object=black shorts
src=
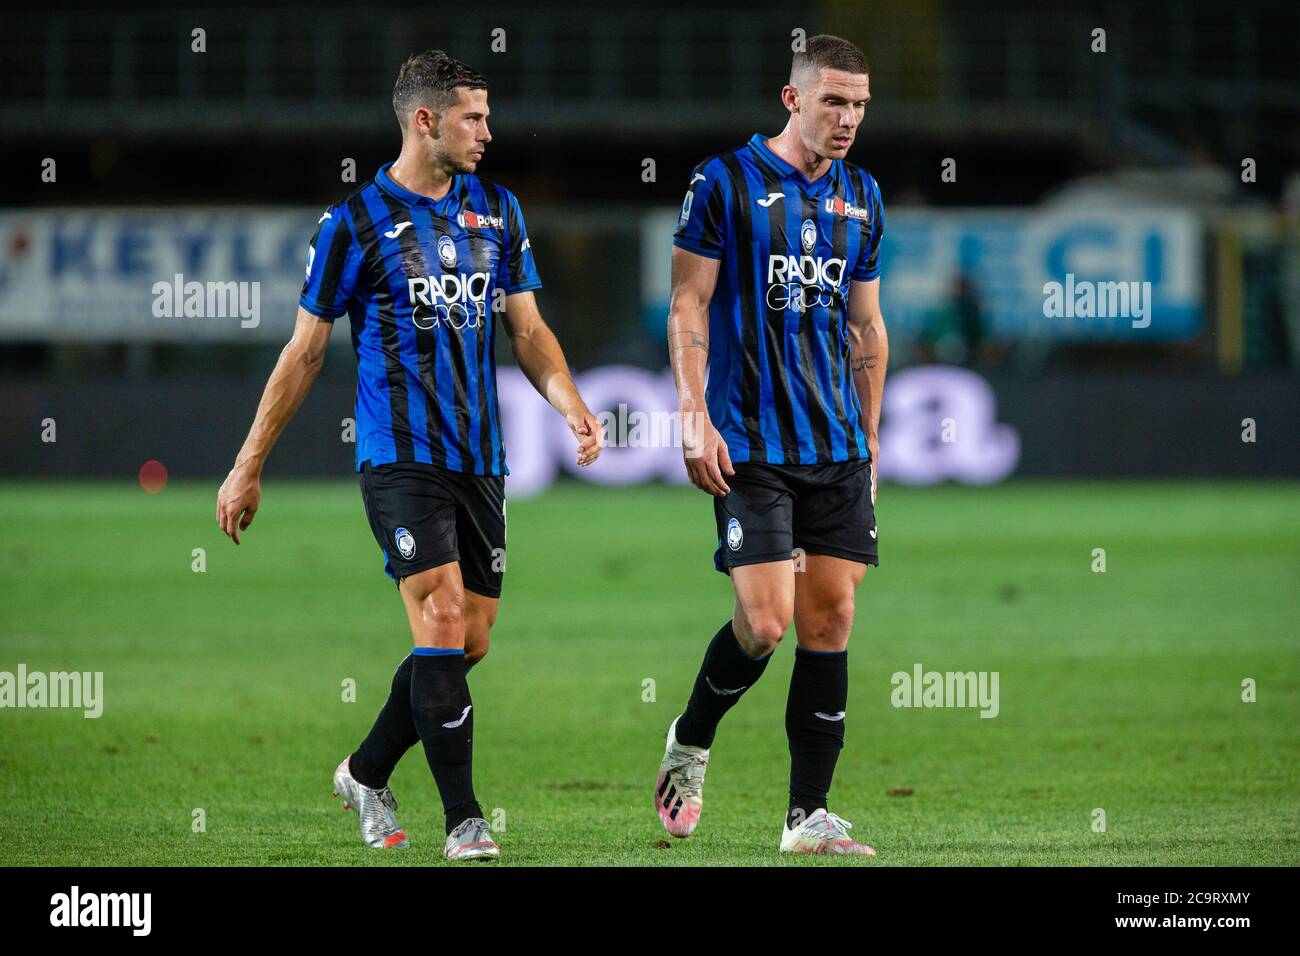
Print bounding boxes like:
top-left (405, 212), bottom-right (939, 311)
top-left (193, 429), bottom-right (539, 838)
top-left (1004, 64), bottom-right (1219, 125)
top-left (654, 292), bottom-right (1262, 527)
top-left (359, 460), bottom-right (506, 598)
top-left (713, 460), bottom-right (878, 574)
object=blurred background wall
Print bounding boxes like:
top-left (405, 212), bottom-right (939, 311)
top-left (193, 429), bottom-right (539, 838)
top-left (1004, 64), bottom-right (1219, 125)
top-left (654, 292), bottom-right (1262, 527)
top-left (2, 0), bottom-right (1297, 488)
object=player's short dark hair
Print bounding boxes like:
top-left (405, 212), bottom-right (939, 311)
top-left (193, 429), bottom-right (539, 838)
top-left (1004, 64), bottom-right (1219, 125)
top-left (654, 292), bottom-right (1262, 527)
top-left (791, 34), bottom-right (869, 86)
top-left (392, 50), bottom-right (489, 126)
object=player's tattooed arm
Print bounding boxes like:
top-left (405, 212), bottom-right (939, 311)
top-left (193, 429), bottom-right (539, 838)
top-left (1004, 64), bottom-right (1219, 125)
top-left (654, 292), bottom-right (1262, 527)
top-left (668, 246), bottom-right (732, 495)
top-left (217, 307), bottom-right (332, 544)
top-left (502, 290), bottom-right (602, 466)
top-left (670, 329), bottom-right (709, 353)
top-left (846, 278), bottom-right (888, 475)
top-left (667, 247), bottom-right (719, 412)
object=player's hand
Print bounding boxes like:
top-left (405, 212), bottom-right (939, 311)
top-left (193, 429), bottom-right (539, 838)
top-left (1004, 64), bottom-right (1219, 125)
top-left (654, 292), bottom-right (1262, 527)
top-left (216, 463), bottom-right (261, 545)
top-left (566, 410), bottom-right (603, 467)
top-left (682, 408), bottom-right (733, 496)
top-left (867, 435), bottom-right (879, 505)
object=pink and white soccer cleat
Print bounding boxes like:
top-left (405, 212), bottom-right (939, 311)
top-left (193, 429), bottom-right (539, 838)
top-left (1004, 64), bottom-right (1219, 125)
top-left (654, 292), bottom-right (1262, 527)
top-left (779, 808), bottom-right (876, 856)
top-left (655, 717), bottom-right (709, 838)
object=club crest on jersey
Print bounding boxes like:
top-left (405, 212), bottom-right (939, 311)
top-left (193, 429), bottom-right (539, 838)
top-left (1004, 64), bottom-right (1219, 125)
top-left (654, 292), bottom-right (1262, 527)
top-left (825, 196), bottom-right (871, 224)
top-left (438, 235), bottom-right (457, 269)
top-left (458, 209), bottom-right (504, 230)
top-left (726, 517), bottom-right (743, 551)
top-left (800, 219), bottom-right (817, 253)
top-left (394, 527), bottom-right (416, 560)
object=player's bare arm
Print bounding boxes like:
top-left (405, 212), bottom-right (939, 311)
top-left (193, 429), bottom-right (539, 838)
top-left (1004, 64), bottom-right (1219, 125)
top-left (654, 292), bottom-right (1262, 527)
top-left (216, 307), bottom-right (332, 544)
top-left (501, 289), bottom-right (602, 467)
top-left (668, 245), bottom-right (733, 496)
top-left (847, 276), bottom-right (888, 502)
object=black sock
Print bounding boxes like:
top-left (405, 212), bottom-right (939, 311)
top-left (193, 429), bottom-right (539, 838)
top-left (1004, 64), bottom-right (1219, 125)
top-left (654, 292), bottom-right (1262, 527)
top-left (349, 654), bottom-right (420, 789)
top-left (409, 651), bottom-right (482, 834)
top-left (674, 620), bottom-right (771, 749)
top-left (786, 647), bottom-right (848, 828)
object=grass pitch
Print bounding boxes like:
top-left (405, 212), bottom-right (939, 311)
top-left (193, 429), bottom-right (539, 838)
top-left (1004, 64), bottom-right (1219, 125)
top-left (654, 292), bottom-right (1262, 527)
top-left (0, 479), bottom-right (1297, 866)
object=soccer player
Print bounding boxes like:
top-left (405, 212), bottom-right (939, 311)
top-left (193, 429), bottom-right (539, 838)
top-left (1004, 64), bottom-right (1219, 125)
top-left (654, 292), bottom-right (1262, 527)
top-left (215, 51), bottom-right (601, 861)
top-left (655, 35), bottom-right (886, 855)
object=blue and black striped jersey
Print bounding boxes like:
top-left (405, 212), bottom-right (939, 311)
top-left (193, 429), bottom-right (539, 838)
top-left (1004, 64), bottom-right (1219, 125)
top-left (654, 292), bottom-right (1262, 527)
top-left (673, 134), bottom-right (884, 466)
top-left (300, 162), bottom-right (540, 476)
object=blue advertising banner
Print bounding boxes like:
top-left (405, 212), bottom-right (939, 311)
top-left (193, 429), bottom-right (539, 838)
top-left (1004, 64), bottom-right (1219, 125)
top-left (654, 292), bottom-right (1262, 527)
top-left (642, 204), bottom-right (1204, 342)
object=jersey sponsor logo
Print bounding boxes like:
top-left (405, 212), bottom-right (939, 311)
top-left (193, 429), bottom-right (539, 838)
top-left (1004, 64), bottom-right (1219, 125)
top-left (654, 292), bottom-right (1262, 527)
top-left (765, 254), bottom-right (848, 312)
top-left (825, 196), bottom-right (871, 224)
top-left (757, 192), bottom-right (784, 207)
top-left (394, 526), bottom-right (416, 559)
top-left (437, 234), bottom-right (457, 269)
top-left (726, 516), bottom-right (743, 551)
top-left (407, 272), bottom-right (491, 330)
top-left (384, 221), bottom-right (413, 239)
top-left (458, 209), bottom-right (503, 230)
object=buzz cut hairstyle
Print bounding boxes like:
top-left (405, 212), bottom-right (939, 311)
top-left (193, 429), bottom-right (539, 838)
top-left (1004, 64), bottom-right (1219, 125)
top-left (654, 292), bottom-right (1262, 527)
top-left (392, 50), bottom-right (489, 127)
top-left (790, 34), bottom-right (869, 87)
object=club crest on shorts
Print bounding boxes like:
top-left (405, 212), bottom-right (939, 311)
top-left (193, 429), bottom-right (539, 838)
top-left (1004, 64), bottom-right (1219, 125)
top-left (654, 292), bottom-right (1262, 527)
top-left (394, 526), bottom-right (416, 560)
top-left (726, 517), bottom-right (743, 551)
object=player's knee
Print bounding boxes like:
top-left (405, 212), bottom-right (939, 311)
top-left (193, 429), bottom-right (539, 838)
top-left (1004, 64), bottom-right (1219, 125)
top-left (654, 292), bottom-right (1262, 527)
top-left (740, 613), bottom-right (790, 655)
top-left (804, 596), bottom-right (855, 649)
top-left (417, 591), bottom-right (464, 638)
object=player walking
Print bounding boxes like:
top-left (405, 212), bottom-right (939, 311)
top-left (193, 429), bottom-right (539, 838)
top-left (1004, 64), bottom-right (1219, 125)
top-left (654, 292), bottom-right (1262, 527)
top-left (656, 35), bottom-right (886, 855)
top-left (216, 51), bottom-right (601, 861)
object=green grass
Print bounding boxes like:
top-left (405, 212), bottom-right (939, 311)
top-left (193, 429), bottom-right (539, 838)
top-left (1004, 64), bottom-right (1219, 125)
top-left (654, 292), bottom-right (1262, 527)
top-left (0, 479), bottom-right (1297, 866)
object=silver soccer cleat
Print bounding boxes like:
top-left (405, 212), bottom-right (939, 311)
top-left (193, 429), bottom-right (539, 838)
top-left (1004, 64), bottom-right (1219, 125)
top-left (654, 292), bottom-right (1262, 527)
top-left (443, 817), bottom-right (500, 861)
top-left (332, 756), bottom-right (410, 849)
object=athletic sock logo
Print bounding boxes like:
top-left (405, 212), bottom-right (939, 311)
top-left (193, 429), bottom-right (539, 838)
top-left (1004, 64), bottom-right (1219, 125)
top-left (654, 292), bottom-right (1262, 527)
top-left (441, 705), bottom-right (472, 728)
top-left (706, 676), bottom-right (746, 696)
top-left (814, 711), bottom-right (846, 721)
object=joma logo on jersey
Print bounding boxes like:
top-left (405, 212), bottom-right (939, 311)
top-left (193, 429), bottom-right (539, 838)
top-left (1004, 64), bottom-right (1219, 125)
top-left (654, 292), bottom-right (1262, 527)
top-left (408, 273), bottom-right (491, 330)
top-left (825, 196), bottom-right (871, 223)
top-left (457, 210), bottom-right (504, 230)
